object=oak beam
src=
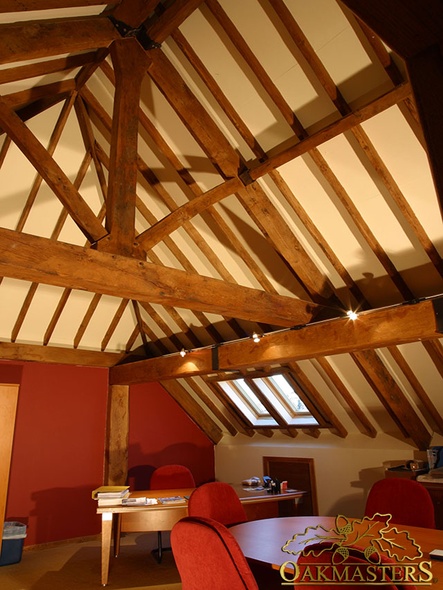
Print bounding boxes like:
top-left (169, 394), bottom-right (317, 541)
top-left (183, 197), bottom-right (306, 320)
top-left (147, 49), bottom-right (241, 178)
top-left (100, 38), bottom-right (151, 256)
top-left (109, 299), bottom-right (442, 383)
top-left (146, 0), bottom-right (206, 44)
top-left (0, 16), bottom-right (119, 66)
top-left (0, 2), bottom-right (109, 10)
top-left (0, 227), bottom-right (317, 327)
top-left (104, 385), bottom-right (129, 485)
top-left (246, 83), bottom-right (411, 182)
top-left (0, 98), bottom-right (107, 243)
top-left (1, 79), bottom-right (76, 112)
top-left (0, 341), bottom-right (123, 367)
top-left (136, 177), bottom-right (244, 249)
top-left (0, 52), bottom-right (98, 85)
top-left (111, 0), bottom-right (160, 29)
top-left (239, 183), bottom-right (336, 303)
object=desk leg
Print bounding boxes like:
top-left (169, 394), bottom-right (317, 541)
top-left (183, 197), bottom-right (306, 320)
top-left (113, 513), bottom-right (121, 557)
top-left (101, 513), bottom-right (113, 586)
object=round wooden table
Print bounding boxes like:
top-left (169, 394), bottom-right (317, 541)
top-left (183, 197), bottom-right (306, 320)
top-left (230, 516), bottom-right (443, 588)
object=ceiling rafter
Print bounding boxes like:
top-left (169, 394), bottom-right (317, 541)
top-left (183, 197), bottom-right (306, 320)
top-left (287, 362), bottom-right (347, 438)
top-left (386, 345), bottom-right (443, 434)
top-left (145, 0), bottom-right (206, 44)
top-left (314, 357), bottom-right (377, 438)
top-left (157, 378), bottom-right (223, 444)
top-left (183, 377), bottom-right (239, 437)
top-left (340, 0), bottom-right (443, 217)
top-left (147, 48), bottom-right (242, 178)
top-left (0, 51), bottom-right (99, 86)
top-left (350, 125), bottom-right (443, 277)
top-left (205, 0), bottom-right (306, 139)
top-left (0, 96), bottom-right (107, 243)
top-left (351, 349), bottom-right (431, 449)
top-left (246, 83), bottom-right (411, 182)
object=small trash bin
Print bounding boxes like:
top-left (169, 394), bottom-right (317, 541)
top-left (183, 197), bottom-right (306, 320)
top-left (0, 522), bottom-right (27, 566)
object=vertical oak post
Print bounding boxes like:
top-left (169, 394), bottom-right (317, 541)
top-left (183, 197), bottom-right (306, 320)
top-left (104, 384), bottom-right (129, 485)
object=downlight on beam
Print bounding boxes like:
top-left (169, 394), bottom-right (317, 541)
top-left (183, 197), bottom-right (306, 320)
top-left (346, 310), bottom-right (358, 321)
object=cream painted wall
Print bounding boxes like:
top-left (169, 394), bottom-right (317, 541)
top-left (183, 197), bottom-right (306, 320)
top-left (215, 433), bottom-right (434, 518)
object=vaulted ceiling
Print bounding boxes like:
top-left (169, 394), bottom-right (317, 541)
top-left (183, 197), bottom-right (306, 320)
top-left (1, 1), bottom-right (442, 448)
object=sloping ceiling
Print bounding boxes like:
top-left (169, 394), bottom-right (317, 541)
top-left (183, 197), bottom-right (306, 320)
top-left (0, 0), bottom-right (442, 448)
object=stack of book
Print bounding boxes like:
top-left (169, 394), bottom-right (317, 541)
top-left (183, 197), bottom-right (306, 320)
top-left (92, 485), bottom-right (130, 506)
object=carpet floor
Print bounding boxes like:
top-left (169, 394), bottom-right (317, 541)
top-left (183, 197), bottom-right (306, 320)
top-left (0, 533), bottom-right (182, 590)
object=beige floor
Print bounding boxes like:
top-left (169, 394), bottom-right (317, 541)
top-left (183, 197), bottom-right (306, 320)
top-left (0, 533), bottom-right (182, 590)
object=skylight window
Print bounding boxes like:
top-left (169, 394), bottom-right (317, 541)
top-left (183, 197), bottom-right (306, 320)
top-left (216, 372), bottom-right (319, 428)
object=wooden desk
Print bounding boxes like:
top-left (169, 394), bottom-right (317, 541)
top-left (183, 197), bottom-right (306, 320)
top-left (230, 516), bottom-right (443, 589)
top-left (231, 484), bottom-right (306, 520)
top-left (97, 485), bottom-right (305, 586)
top-left (97, 488), bottom-right (193, 586)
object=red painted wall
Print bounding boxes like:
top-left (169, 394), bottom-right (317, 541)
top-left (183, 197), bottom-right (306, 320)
top-left (128, 382), bottom-right (214, 489)
top-left (1, 361), bottom-right (215, 546)
top-left (3, 361), bottom-right (108, 546)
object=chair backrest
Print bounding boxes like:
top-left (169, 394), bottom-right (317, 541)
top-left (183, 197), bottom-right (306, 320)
top-left (150, 464), bottom-right (195, 490)
top-left (187, 482), bottom-right (247, 526)
top-left (296, 542), bottom-right (413, 589)
top-left (171, 516), bottom-right (259, 590)
top-left (364, 477), bottom-right (435, 528)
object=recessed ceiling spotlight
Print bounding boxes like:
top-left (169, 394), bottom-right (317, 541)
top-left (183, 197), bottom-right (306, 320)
top-left (346, 310), bottom-right (358, 321)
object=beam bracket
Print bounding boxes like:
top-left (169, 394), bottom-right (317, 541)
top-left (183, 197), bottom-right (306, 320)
top-left (211, 345), bottom-right (219, 371)
top-left (108, 16), bottom-right (161, 50)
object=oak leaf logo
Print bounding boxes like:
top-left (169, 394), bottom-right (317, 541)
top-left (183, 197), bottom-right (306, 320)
top-left (281, 514), bottom-right (423, 564)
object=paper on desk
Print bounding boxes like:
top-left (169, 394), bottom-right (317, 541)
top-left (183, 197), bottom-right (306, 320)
top-left (122, 497), bottom-right (158, 506)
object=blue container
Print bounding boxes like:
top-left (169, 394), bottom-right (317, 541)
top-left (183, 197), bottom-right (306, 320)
top-left (0, 522), bottom-right (27, 566)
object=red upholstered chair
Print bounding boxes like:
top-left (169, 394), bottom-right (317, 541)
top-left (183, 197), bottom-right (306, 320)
top-left (171, 516), bottom-right (259, 590)
top-left (150, 464), bottom-right (195, 562)
top-left (187, 481), bottom-right (247, 526)
top-left (296, 542), bottom-right (413, 590)
top-left (150, 464), bottom-right (196, 490)
top-left (364, 477), bottom-right (435, 529)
